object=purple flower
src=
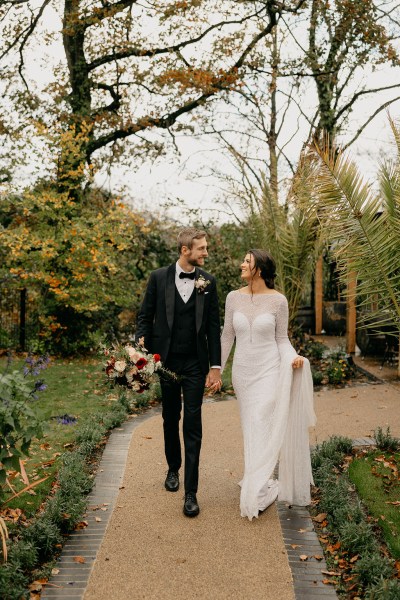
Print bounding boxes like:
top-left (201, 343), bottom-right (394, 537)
top-left (56, 414), bottom-right (77, 425)
top-left (35, 381), bottom-right (47, 392)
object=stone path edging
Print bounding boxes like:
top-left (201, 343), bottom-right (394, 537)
top-left (40, 405), bottom-right (376, 600)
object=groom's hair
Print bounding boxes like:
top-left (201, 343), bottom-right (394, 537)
top-left (177, 227), bottom-right (207, 253)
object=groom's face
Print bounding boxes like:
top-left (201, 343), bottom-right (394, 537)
top-left (185, 236), bottom-right (208, 267)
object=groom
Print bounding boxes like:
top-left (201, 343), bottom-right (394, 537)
top-left (135, 227), bottom-right (221, 517)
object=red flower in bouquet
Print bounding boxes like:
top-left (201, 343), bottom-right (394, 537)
top-left (136, 357), bottom-right (148, 370)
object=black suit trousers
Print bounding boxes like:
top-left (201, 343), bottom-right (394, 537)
top-left (160, 354), bottom-right (206, 493)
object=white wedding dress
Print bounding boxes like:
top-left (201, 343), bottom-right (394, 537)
top-left (221, 290), bottom-right (316, 521)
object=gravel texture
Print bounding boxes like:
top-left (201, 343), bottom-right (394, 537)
top-left (83, 399), bottom-right (295, 600)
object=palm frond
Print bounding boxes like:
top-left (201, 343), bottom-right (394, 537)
top-left (313, 141), bottom-right (400, 334)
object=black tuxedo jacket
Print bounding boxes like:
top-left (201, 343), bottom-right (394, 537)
top-left (135, 264), bottom-right (221, 374)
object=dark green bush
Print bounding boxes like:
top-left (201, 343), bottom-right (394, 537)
top-left (374, 427), bottom-right (400, 453)
top-left (365, 578), bottom-right (400, 600)
top-left (338, 520), bottom-right (377, 555)
top-left (311, 369), bottom-right (324, 385)
top-left (354, 553), bottom-right (395, 587)
top-left (318, 475), bottom-right (350, 515)
top-left (7, 539), bottom-right (38, 571)
top-left (75, 420), bottom-right (105, 455)
top-left (330, 498), bottom-right (364, 528)
top-left (24, 515), bottom-right (63, 561)
top-left (305, 340), bottom-right (326, 360)
top-left (0, 562), bottom-right (29, 600)
top-left (311, 436), bottom-right (353, 474)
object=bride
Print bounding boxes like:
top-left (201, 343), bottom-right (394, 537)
top-left (220, 249), bottom-right (316, 521)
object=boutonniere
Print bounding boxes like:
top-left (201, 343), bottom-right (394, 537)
top-left (194, 274), bottom-right (211, 294)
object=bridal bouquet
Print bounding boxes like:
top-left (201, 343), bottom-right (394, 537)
top-left (103, 338), bottom-right (175, 393)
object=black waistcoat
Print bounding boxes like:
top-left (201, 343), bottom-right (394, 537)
top-left (169, 288), bottom-right (197, 355)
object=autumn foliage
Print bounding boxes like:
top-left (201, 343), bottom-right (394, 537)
top-left (0, 184), bottom-right (161, 353)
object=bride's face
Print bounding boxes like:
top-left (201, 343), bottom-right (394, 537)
top-left (240, 253), bottom-right (257, 281)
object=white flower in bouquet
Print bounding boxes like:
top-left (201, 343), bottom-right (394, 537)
top-left (114, 360), bottom-right (127, 373)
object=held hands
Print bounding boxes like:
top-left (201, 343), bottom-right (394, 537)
top-left (292, 355), bottom-right (305, 369)
top-left (206, 367), bottom-right (222, 393)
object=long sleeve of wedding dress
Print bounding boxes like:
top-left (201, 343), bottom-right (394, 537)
top-left (220, 290), bottom-right (316, 520)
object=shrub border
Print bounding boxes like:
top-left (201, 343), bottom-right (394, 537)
top-left (308, 435), bottom-right (400, 599)
top-left (0, 394), bottom-right (152, 600)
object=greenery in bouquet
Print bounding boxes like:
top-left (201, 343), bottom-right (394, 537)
top-left (103, 339), bottom-right (176, 393)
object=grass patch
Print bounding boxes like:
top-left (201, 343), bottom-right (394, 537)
top-left (0, 355), bottom-right (158, 517)
top-left (348, 451), bottom-right (400, 559)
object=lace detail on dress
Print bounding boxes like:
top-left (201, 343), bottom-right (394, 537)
top-left (220, 290), bottom-right (291, 371)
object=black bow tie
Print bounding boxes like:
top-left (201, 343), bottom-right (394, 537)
top-left (179, 271), bottom-right (195, 280)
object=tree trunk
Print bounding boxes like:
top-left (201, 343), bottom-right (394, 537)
top-left (268, 26), bottom-right (279, 201)
top-left (61, 0), bottom-right (92, 197)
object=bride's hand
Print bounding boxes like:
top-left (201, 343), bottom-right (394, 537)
top-left (292, 355), bottom-right (304, 369)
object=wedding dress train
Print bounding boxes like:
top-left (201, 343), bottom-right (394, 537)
top-left (221, 291), bottom-right (316, 521)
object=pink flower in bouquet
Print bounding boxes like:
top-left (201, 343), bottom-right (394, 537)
top-left (125, 345), bottom-right (142, 363)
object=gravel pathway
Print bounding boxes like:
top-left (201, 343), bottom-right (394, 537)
top-left (41, 364), bottom-right (400, 600)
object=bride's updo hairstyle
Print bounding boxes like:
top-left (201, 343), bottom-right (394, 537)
top-left (249, 249), bottom-right (276, 289)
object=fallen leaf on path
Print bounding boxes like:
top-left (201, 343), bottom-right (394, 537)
top-left (290, 544), bottom-right (302, 549)
top-left (299, 555), bottom-right (308, 561)
top-left (95, 517), bottom-right (102, 522)
top-left (312, 513), bottom-right (327, 523)
top-left (73, 556), bottom-right (86, 564)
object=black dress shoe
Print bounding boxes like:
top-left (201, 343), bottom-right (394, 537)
top-left (165, 470), bottom-right (179, 492)
top-left (183, 492), bottom-right (199, 517)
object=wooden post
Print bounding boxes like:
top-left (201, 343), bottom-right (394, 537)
top-left (19, 288), bottom-right (26, 352)
top-left (315, 255), bottom-right (323, 335)
top-left (346, 271), bottom-right (357, 354)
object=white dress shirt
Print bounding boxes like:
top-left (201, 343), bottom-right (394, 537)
top-left (175, 261), bottom-right (195, 303)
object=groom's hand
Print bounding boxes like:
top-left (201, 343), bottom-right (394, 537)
top-left (206, 368), bottom-right (222, 393)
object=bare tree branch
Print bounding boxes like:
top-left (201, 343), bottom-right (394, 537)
top-left (342, 95), bottom-right (400, 150)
